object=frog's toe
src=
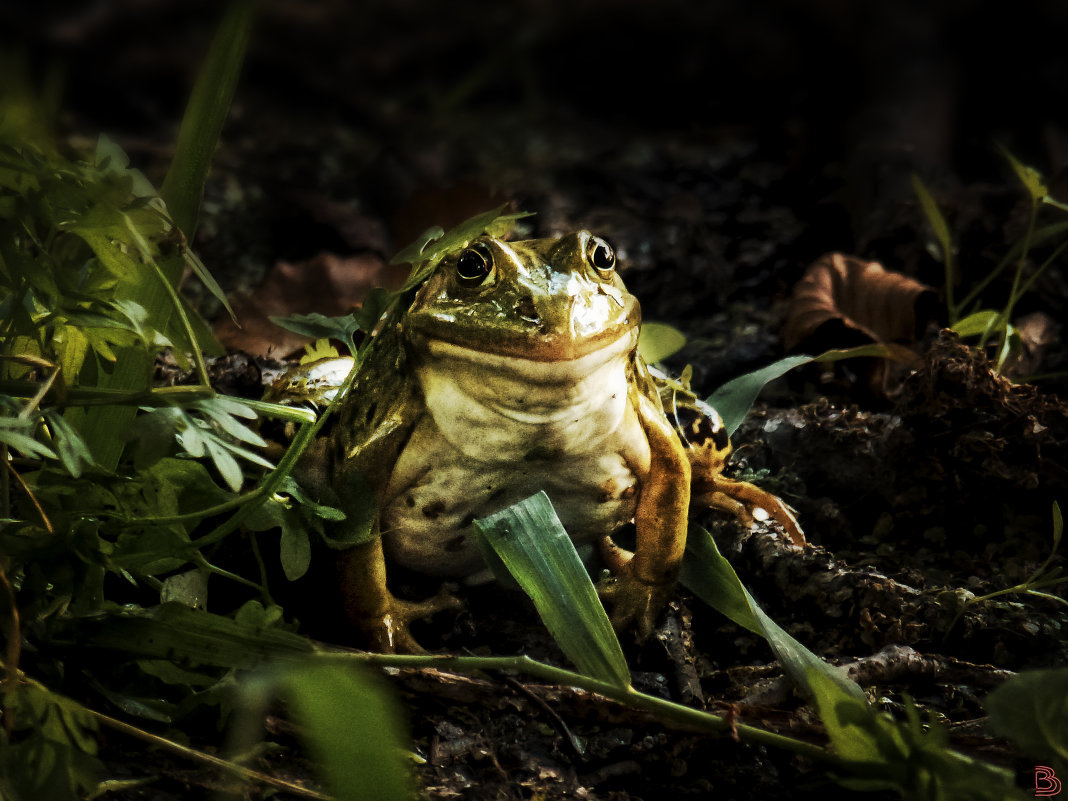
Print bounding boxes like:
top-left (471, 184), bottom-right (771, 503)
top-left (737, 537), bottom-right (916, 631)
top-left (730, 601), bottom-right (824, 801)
top-left (359, 586), bottom-right (463, 654)
top-left (598, 573), bottom-right (672, 642)
top-left (696, 477), bottom-right (806, 546)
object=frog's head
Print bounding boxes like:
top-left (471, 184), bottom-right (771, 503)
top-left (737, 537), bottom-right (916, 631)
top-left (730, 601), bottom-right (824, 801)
top-left (404, 231), bottom-right (639, 363)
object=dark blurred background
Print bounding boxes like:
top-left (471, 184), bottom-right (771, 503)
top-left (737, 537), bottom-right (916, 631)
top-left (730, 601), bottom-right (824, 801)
top-left (4, 0), bottom-right (1068, 378)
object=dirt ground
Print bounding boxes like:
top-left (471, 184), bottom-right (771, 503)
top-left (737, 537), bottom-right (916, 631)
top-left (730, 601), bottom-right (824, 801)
top-left (5, 1), bottom-right (1068, 798)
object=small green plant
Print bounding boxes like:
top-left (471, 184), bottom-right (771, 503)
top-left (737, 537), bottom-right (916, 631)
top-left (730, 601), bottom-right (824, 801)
top-left (912, 151), bottom-right (1068, 373)
top-left (0, 4), bottom-right (422, 799)
top-left (957, 501), bottom-right (1066, 617)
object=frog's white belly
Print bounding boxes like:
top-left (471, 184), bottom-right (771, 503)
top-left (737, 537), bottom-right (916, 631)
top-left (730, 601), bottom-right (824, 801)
top-left (380, 337), bottom-right (651, 577)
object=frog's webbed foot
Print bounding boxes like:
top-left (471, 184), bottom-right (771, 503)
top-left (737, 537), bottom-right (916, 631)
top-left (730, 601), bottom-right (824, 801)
top-left (355, 584), bottom-right (463, 654)
top-left (597, 537), bottom-right (674, 641)
top-left (694, 476), bottom-right (805, 546)
top-left (597, 569), bottom-right (674, 642)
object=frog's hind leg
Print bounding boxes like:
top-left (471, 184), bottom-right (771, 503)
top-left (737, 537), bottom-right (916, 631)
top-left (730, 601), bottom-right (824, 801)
top-left (338, 538), bottom-right (462, 654)
top-left (693, 475), bottom-right (805, 546)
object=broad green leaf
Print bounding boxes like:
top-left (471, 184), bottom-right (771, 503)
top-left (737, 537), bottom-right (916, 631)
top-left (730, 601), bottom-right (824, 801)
top-left (279, 519), bottom-right (312, 581)
top-left (638, 321), bottom-right (686, 364)
top-left (279, 662), bottom-right (414, 801)
top-left (951, 309), bottom-right (1001, 339)
top-left (474, 491), bottom-right (630, 688)
top-left (986, 667), bottom-right (1068, 777)
top-left (159, 567), bottom-right (209, 608)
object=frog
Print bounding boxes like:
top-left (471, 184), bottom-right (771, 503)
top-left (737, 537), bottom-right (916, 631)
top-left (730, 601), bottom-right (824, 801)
top-left (290, 229), bottom-right (804, 653)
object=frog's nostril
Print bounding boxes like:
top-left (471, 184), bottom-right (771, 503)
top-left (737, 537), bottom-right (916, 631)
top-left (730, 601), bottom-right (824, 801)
top-left (515, 297), bottom-right (539, 323)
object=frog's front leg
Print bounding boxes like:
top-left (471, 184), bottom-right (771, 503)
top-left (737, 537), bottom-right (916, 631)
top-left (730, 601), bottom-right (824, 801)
top-left (338, 538), bottom-right (462, 653)
top-left (599, 392), bottom-right (690, 640)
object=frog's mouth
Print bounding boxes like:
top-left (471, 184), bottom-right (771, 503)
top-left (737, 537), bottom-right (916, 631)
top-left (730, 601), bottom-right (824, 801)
top-left (414, 326), bottom-right (639, 385)
top-left (405, 290), bottom-right (641, 365)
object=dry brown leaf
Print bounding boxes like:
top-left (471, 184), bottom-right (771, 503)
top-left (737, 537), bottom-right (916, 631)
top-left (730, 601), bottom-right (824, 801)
top-left (784, 252), bottom-right (937, 352)
top-left (784, 252), bottom-right (938, 395)
top-left (215, 252), bottom-right (401, 358)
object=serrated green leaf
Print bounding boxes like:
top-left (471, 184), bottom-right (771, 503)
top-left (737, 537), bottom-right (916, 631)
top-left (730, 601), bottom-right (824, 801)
top-left (397, 207), bottom-right (534, 291)
top-left (271, 311), bottom-right (361, 353)
top-left (45, 411), bottom-right (96, 477)
top-left (193, 399), bottom-right (267, 447)
top-left (160, 568), bottom-right (209, 608)
top-left (638, 321), bottom-right (686, 364)
top-left (0, 427), bottom-right (57, 460)
top-left (474, 492), bottom-right (630, 687)
top-left (352, 286), bottom-right (395, 334)
top-left (389, 224), bottom-right (444, 266)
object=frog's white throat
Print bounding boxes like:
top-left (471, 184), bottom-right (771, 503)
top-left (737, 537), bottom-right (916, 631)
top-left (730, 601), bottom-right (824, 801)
top-left (415, 330), bottom-right (638, 460)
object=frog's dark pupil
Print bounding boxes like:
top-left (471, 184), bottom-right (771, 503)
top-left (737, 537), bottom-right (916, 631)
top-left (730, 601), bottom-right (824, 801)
top-left (457, 246), bottom-right (492, 284)
top-left (590, 239), bottom-right (615, 271)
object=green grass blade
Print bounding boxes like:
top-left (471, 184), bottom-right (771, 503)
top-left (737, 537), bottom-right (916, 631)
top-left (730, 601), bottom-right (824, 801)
top-left (706, 355), bottom-right (814, 436)
top-left (473, 492), bottom-right (630, 688)
top-left (160, 0), bottom-right (256, 242)
top-left (82, 602), bottom-right (314, 668)
top-left (707, 346), bottom-right (907, 438)
top-left (911, 173), bottom-right (957, 320)
top-left (680, 526), bottom-right (864, 702)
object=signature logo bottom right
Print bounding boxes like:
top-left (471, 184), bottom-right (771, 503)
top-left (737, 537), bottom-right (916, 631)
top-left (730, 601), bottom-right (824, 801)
top-left (1036, 766), bottom-right (1062, 797)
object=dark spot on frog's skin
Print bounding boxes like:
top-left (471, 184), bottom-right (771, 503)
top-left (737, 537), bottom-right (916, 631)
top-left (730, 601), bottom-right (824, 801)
top-left (678, 406), bottom-right (728, 451)
top-left (422, 500), bottom-right (446, 519)
top-left (711, 424), bottom-right (729, 451)
top-left (364, 402), bottom-right (377, 424)
top-left (405, 495), bottom-right (415, 507)
top-left (444, 534), bottom-right (467, 552)
top-left (460, 513), bottom-right (475, 528)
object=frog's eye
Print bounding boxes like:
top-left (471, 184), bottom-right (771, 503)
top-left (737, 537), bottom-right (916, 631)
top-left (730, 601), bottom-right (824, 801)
top-left (586, 236), bottom-right (616, 277)
top-left (456, 243), bottom-right (494, 287)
